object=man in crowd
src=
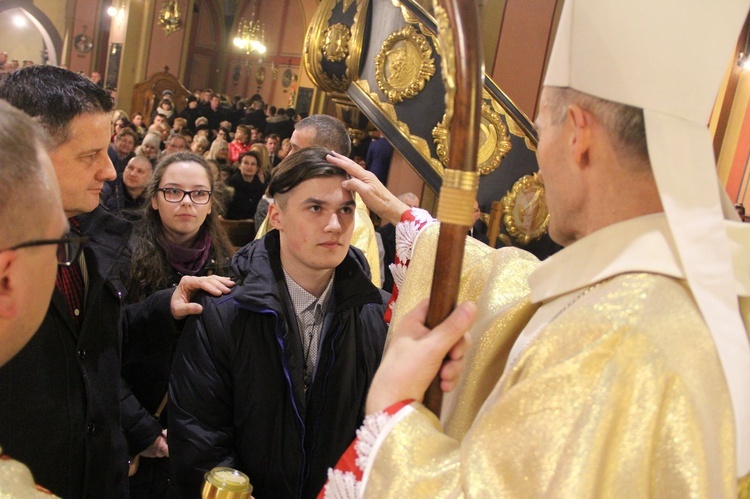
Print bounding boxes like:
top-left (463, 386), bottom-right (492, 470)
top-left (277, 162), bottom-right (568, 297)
top-left (202, 93), bottom-right (226, 131)
top-left (0, 101), bottom-right (67, 496)
top-left (265, 133), bottom-right (282, 167)
top-left (101, 155), bottom-right (153, 220)
top-left (161, 133), bottom-right (189, 157)
top-left (0, 65), bottom-right (234, 498)
top-left (320, 0), bottom-right (750, 495)
top-left (265, 107), bottom-right (296, 140)
top-left (255, 114), bottom-right (381, 287)
top-left (169, 147), bottom-right (389, 498)
top-left (240, 94), bottom-right (267, 133)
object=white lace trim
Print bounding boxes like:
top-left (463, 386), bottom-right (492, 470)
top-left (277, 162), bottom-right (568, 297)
top-left (322, 405), bottom-right (416, 498)
top-left (354, 411), bottom-right (394, 470)
top-left (390, 262), bottom-right (409, 292)
top-left (395, 208), bottom-right (435, 263)
top-left (323, 469), bottom-right (361, 499)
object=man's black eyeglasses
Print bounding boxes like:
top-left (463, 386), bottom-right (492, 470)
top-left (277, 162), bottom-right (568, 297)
top-left (158, 187), bottom-right (212, 205)
top-left (7, 234), bottom-right (89, 266)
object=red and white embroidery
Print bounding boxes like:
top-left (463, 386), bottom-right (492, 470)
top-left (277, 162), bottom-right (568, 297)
top-left (384, 208), bottom-right (435, 323)
top-left (320, 401), bottom-right (414, 498)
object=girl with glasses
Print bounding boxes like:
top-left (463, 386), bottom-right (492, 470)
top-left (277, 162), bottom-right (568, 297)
top-left (122, 152), bottom-right (235, 498)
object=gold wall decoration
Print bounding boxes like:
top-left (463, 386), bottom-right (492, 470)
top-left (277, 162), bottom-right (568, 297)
top-left (501, 173), bottom-right (550, 245)
top-left (353, 79), bottom-right (444, 176)
top-left (488, 90), bottom-right (537, 151)
top-left (433, 102), bottom-right (512, 175)
top-left (432, 2), bottom-right (455, 127)
top-left (323, 23), bottom-right (352, 63)
top-left (303, 0), bottom-right (368, 94)
top-left (374, 25), bottom-right (436, 104)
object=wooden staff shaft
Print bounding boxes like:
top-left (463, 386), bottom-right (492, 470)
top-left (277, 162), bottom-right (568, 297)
top-left (422, 0), bottom-right (483, 416)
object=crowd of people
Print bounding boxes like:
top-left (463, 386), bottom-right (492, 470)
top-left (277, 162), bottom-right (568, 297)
top-left (100, 89), bottom-right (306, 230)
top-left (1, 0), bottom-right (750, 497)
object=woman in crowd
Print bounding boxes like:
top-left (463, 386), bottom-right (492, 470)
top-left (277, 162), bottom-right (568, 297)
top-left (228, 124), bottom-right (252, 163)
top-left (191, 135), bottom-right (209, 155)
top-left (154, 98), bottom-right (175, 126)
top-left (205, 138), bottom-right (229, 167)
top-left (135, 132), bottom-right (161, 164)
top-left (216, 126), bottom-right (230, 143)
top-left (123, 151), bottom-right (234, 498)
top-left (112, 114), bottom-right (132, 142)
top-left (278, 137), bottom-right (292, 162)
top-left (250, 142), bottom-right (272, 183)
top-left (225, 149), bottom-right (266, 220)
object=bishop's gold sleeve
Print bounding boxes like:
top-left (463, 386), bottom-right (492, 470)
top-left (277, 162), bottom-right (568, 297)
top-left (364, 272), bottom-right (738, 498)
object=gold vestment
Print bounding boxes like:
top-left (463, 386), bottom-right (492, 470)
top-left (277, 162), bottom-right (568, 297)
top-left (365, 216), bottom-right (739, 497)
top-left (254, 193), bottom-right (381, 287)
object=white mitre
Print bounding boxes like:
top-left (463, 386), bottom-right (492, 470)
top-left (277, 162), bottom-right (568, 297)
top-left (544, 0), bottom-right (750, 477)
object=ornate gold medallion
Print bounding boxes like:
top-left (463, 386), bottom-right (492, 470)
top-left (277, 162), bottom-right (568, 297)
top-left (501, 173), bottom-right (550, 245)
top-left (322, 23), bottom-right (351, 62)
top-left (433, 102), bottom-right (512, 175)
top-left (375, 25), bottom-right (436, 103)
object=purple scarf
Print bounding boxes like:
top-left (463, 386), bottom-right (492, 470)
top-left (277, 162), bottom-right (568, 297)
top-left (165, 230), bottom-right (212, 276)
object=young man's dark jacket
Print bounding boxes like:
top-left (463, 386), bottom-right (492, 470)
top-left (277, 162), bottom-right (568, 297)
top-left (0, 207), bottom-right (176, 498)
top-left (169, 229), bottom-right (389, 498)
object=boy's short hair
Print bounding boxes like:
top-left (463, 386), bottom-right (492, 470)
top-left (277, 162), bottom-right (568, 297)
top-left (268, 147), bottom-right (348, 208)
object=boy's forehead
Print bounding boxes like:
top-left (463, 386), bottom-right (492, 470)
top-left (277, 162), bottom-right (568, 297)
top-left (287, 174), bottom-right (351, 199)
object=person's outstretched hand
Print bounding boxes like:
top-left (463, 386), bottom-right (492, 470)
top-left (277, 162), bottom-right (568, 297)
top-left (366, 299), bottom-right (475, 414)
top-left (170, 275), bottom-right (235, 319)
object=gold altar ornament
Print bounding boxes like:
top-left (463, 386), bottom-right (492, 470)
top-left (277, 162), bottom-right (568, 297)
top-left (433, 102), bottom-right (512, 175)
top-left (323, 24), bottom-right (352, 63)
top-left (303, 0), bottom-right (368, 94)
top-left (375, 25), bottom-right (436, 104)
top-left (501, 173), bottom-right (549, 245)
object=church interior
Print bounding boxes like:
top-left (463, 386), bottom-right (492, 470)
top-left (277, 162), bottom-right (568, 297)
top-left (3, 0), bottom-right (750, 228)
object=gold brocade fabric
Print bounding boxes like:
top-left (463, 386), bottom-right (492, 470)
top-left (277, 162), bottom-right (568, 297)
top-left (389, 225), bottom-right (540, 439)
top-left (367, 231), bottom-right (737, 497)
top-left (0, 448), bottom-right (56, 497)
top-left (253, 193), bottom-right (381, 286)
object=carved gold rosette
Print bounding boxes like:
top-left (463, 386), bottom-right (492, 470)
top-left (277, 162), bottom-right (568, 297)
top-left (322, 23), bottom-right (352, 62)
top-left (501, 173), bottom-right (550, 245)
top-left (374, 25), bottom-right (436, 103)
top-left (433, 101), bottom-right (512, 175)
top-left (303, 0), bottom-right (368, 94)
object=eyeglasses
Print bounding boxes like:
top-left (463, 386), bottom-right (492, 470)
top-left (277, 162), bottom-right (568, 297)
top-left (158, 187), bottom-right (212, 205)
top-left (7, 234), bottom-right (89, 266)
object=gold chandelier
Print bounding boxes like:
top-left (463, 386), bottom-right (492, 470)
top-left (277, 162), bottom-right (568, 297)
top-left (233, 12), bottom-right (267, 55)
top-left (158, 0), bottom-right (182, 36)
